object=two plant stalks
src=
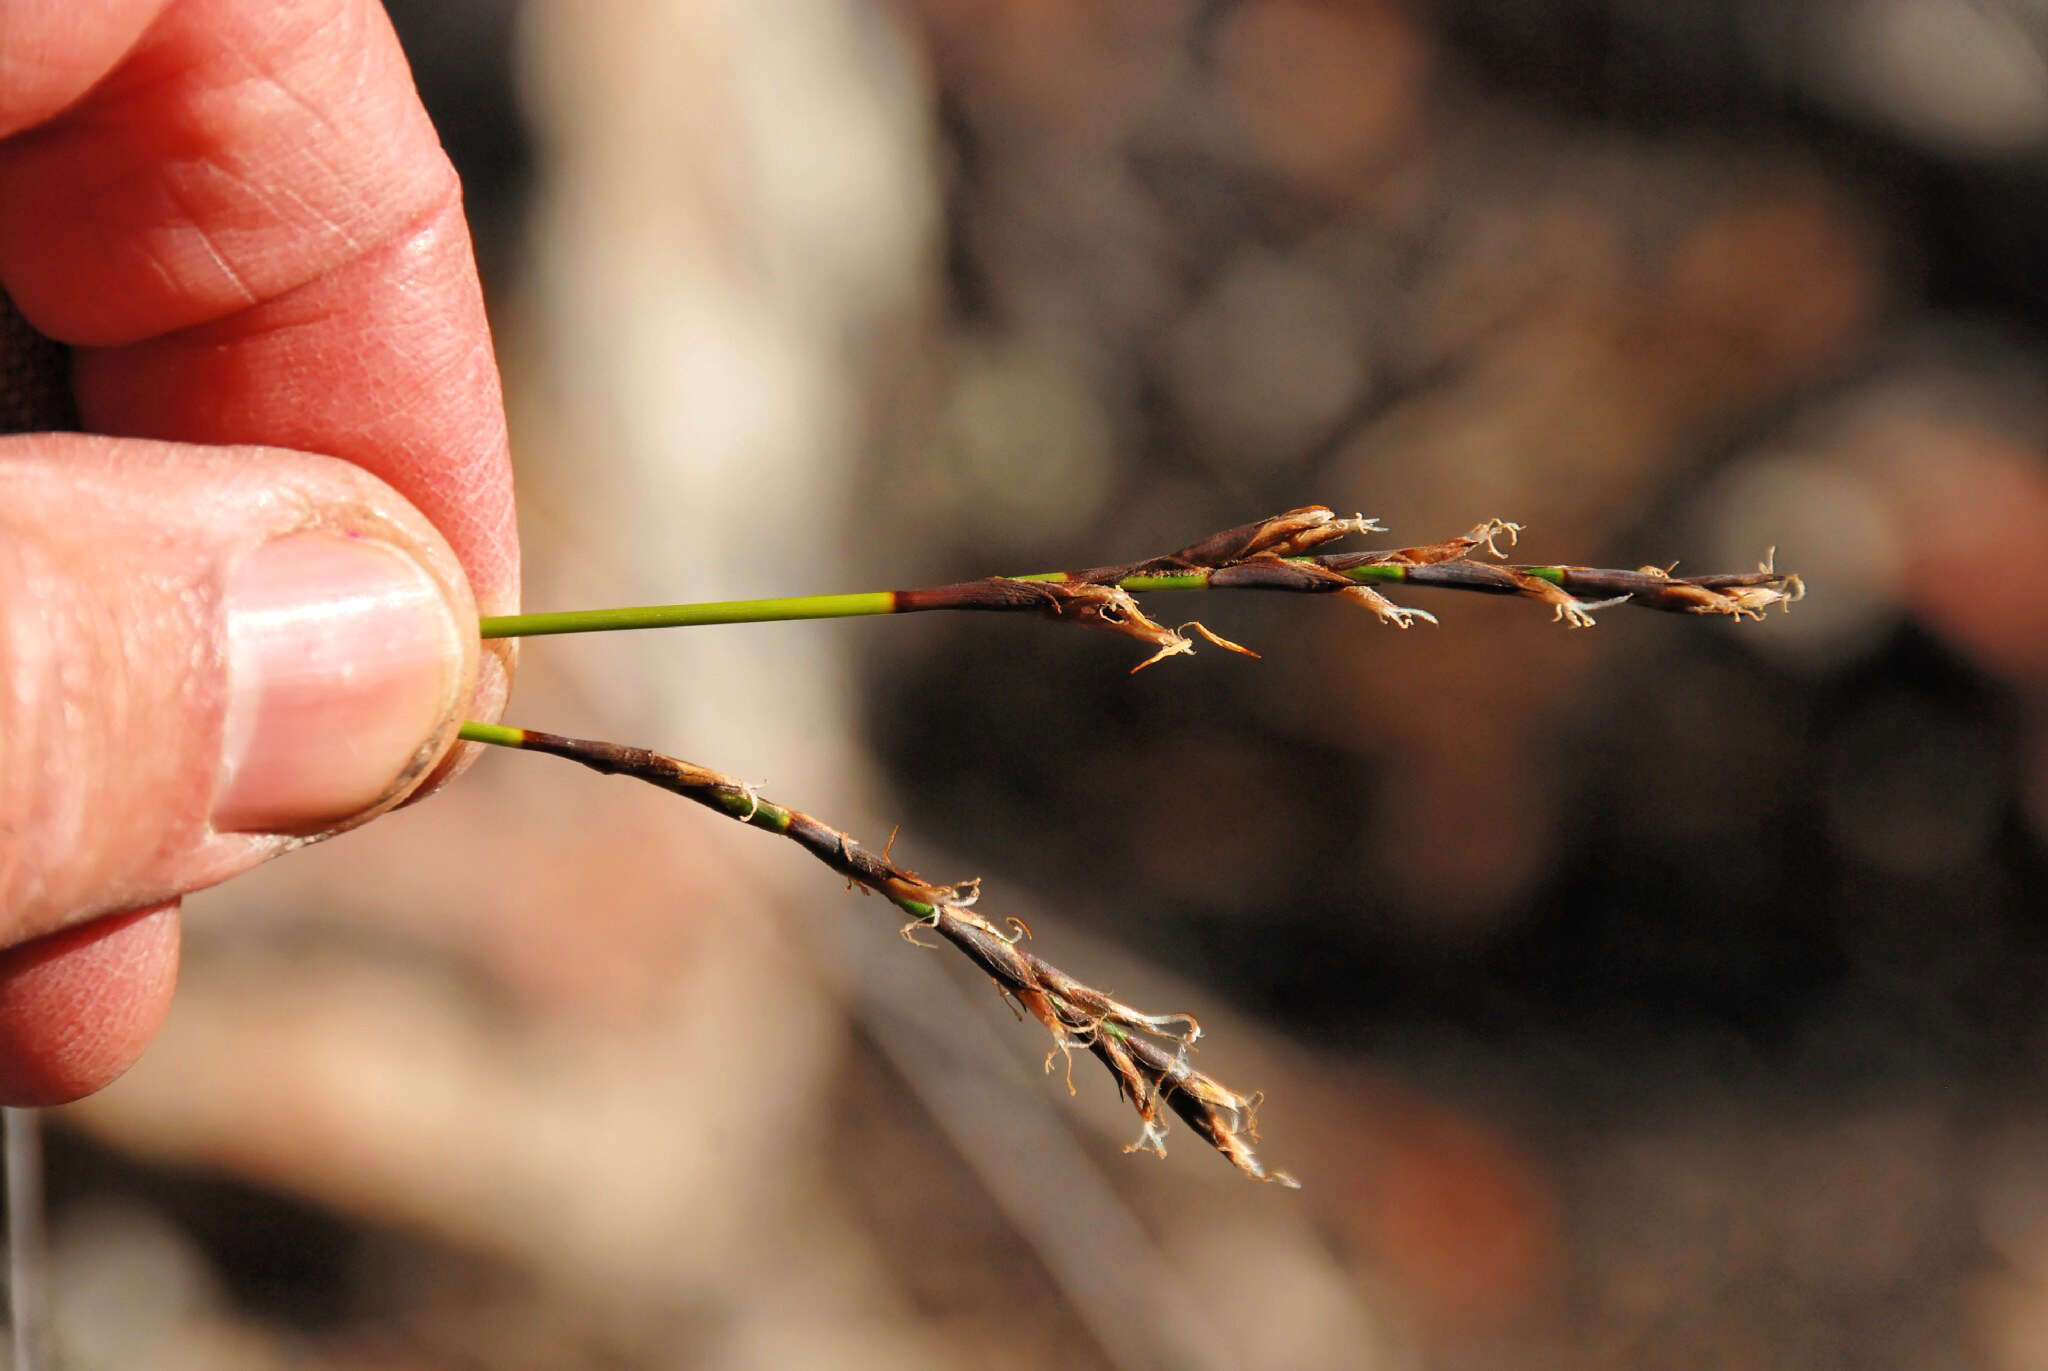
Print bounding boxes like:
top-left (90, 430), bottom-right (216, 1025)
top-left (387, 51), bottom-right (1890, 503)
top-left (464, 506), bottom-right (1803, 1184)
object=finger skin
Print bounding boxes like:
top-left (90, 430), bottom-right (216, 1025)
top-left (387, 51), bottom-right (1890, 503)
top-left (0, 1), bottom-right (173, 139)
top-left (73, 198), bottom-right (521, 737)
top-left (0, 904), bottom-right (180, 1106)
top-left (0, 0), bottom-right (456, 343)
top-left (0, 0), bottom-right (520, 657)
top-left (0, 0), bottom-right (522, 1101)
top-left (0, 436), bottom-right (479, 945)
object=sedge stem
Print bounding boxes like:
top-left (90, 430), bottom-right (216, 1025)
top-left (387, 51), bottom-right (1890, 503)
top-left (458, 720), bottom-right (526, 748)
top-left (479, 591), bottom-right (898, 638)
top-left (472, 562), bottom-right (1567, 638)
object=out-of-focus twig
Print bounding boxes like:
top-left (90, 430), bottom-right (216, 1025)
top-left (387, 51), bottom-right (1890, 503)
top-left (4, 1107), bottom-right (46, 1371)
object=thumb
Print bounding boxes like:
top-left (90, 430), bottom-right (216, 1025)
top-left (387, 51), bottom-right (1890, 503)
top-left (0, 434), bottom-right (477, 1099)
top-left (0, 433), bottom-right (479, 934)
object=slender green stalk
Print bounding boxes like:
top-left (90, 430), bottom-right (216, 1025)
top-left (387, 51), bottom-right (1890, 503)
top-left (477, 563), bottom-right (1542, 637)
top-left (480, 591), bottom-right (895, 639)
top-left (475, 507), bottom-right (1802, 669)
top-left (457, 720), bottom-right (530, 749)
top-left (457, 721), bottom-right (1294, 1186)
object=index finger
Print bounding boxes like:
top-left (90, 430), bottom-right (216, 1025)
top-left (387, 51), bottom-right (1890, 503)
top-left (0, 0), bottom-right (519, 621)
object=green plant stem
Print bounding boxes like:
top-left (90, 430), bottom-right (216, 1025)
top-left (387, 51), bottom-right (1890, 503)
top-left (456, 720), bottom-right (530, 749)
top-left (474, 569), bottom-right (1405, 638)
top-left (476, 505), bottom-right (1799, 673)
top-left (480, 591), bottom-right (895, 638)
top-left (476, 560), bottom-right (1755, 637)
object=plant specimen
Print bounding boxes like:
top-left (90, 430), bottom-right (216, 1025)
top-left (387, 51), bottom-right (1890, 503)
top-left (462, 506), bottom-right (1802, 1186)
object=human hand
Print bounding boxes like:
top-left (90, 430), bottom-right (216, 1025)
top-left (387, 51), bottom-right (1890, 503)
top-left (0, 0), bottom-right (519, 1104)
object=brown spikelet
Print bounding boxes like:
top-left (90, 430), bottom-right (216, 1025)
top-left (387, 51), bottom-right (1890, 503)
top-left (892, 505), bottom-right (1801, 665)
top-left (502, 727), bottom-right (1298, 1187)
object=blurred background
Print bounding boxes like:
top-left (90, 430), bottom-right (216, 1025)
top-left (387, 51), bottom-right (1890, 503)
top-left (19, 0), bottom-right (2048, 1366)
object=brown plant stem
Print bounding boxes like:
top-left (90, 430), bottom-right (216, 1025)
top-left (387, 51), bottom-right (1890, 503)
top-left (480, 505), bottom-right (1803, 673)
top-left (458, 721), bottom-right (1298, 1187)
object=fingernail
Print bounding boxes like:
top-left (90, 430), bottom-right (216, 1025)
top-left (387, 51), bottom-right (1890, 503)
top-left (213, 532), bottom-right (463, 832)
